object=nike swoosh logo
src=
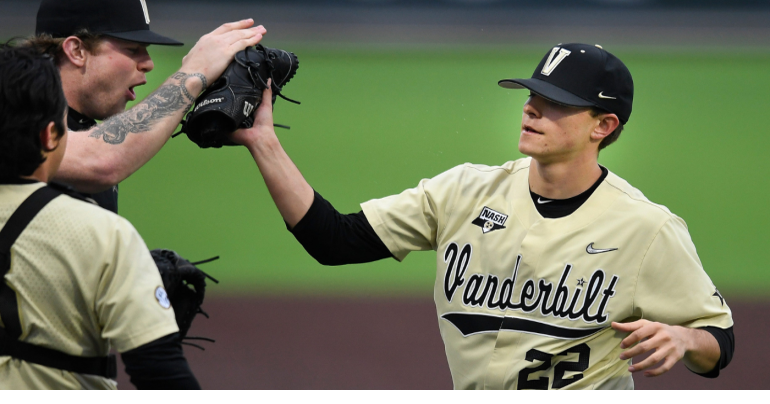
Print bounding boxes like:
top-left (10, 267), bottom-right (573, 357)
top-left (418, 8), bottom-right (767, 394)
top-left (598, 92), bottom-right (617, 100)
top-left (537, 197), bottom-right (553, 204)
top-left (586, 242), bottom-right (618, 254)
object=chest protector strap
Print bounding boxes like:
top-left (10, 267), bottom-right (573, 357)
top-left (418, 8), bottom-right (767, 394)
top-left (0, 186), bottom-right (117, 379)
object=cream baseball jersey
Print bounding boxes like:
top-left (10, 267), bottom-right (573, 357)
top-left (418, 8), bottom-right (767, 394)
top-left (361, 157), bottom-right (732, 390)
top-left (0, 182), bottom-right (178, 389)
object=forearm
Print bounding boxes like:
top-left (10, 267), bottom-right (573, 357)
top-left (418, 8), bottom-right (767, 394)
top-left (680, 326), bottom-right (721, 374)
top-left (246, 131), bottom-right (314, 228)
top-left (121, 333), bottom-right (200, 390)
top-left (55, 72), bottom-right (205, 192)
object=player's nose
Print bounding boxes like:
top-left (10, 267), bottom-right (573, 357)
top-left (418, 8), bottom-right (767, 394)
top-left (522, 97), bottom-right (541, 119)
top-left (137, 51), bottom-right (154, 73)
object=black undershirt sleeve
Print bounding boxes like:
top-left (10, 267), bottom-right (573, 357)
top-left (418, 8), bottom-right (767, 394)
top-left (288, 191), bottom-right (394, 265)
top-left (692, 326), bottom-right (735, 378)
top-left (121, 333), bottom-right (200, 390)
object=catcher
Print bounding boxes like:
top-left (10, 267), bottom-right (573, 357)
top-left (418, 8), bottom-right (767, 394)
top-left (25, 0), bottom-right (227, 371)
top-left (0, 45), bottom-right (200, 390)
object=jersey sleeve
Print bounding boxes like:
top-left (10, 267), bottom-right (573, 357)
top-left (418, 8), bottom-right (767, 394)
top-left (633, 217), bottom-right (733, 329)
top-left (360, 165), bottom-right (464, 261)
top-left (95, 217), bottom-right (179, 353)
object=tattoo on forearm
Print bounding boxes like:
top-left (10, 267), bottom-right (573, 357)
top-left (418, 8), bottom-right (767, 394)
top-left (172, 72), bottom-right (208, 105)
top-left (89, 72), bottom-right (207, 145)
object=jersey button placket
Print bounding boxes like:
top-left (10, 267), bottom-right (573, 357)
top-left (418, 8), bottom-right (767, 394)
top-left (492, 222), bottom-right (547, 389)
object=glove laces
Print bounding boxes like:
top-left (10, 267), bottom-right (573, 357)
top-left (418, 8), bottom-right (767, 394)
top-left (182, 255), bottom-right (220, 351)
top-left (241, 45), bottom-right (301, 105)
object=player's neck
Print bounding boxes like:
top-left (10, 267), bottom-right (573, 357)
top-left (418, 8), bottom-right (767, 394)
top-left (59, 68), bottom-right (91, 120)
top-left (21, 166), bottom-right (52, 184)
top-left (21, 150), bottom-right (60, 184)
top-left (528, 155), bottom-right (602, 200)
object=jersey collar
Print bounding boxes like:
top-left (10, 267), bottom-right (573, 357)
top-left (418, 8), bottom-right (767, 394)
top-left (67, 107), bottom-right (97, 131)
top-left (512, 159), bottom-right (619, 231)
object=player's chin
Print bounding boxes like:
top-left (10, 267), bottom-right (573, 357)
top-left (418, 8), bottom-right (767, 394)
top-left (517, 135), bottom-right (543, 156)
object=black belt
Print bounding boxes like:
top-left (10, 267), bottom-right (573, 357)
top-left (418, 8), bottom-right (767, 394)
top-left (0, 185), bottom-right (116, 379)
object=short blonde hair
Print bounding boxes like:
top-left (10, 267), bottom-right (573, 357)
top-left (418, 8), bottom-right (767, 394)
top-left (20, 29), bottom-right (104, 66)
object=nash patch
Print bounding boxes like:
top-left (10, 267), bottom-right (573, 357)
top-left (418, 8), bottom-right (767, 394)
top-left (472, 206), bottom-right (508, 234)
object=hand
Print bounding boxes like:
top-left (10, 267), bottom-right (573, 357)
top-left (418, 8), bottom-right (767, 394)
top-left (229, 79), bottom-right (275, 149)
top-left (612, 320), bottom-right (693, 377)
top-left (181, 19), bottom-right (266, 85)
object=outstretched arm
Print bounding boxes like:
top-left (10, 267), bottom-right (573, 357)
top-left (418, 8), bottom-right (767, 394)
top-left (55, 20), bottom-right (267, 193)
top-left (611, 320), bottom-right (721, 377)
top-left (228, 82), bottom-right (315, 228)
top-left (229, 84), bottom-right (393, 264)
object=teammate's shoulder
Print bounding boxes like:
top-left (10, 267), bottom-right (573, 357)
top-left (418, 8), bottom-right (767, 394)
top-left (427, 159), bottom-right (528, 189)
top-left (452, 157), bottom-right (530, 176)
top-left (603, 170), bottom-right (680, 221)
top-left (444, 158), bottom-right (531, 179)
top-left (48, 182), bottom-right (98, 204)
top-left (47, 184), bottom-right (121, 223)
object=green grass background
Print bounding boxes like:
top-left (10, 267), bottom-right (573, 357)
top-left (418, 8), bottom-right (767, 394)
top-left (120, 46), bottom-right (770, 297)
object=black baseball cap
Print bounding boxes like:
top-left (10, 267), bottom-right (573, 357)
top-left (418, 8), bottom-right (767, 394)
top-left (36, 0), bottom-right (183, 46)
top-left (498, 43), bottom-right (633, 124)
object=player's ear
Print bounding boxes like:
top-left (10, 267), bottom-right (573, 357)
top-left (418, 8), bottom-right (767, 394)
top-left (39, 121), bottom-right (63, 153)
top-left (591, 113), bottom-right (620, 143)
top-left (61, 36), bottom-right (88, 68)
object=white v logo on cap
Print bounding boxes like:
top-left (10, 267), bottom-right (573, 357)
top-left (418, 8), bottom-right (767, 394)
top-left (541, 47), bottom-right (571, 76)
top-left (140, 0), bottom-right (150, 24)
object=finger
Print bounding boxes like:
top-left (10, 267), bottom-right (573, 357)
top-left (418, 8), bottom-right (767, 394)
top-left (212, 19), bottom-right (254, 35)
top-left (628, 346), bottom-right (670, 372)
top-left (253, 79), bottom-right (274, 127)
top-left (212, 19), bottom-right (254, 36)
top-left (228, 35), bottom-right (264, 54)
top-left (644, 356), bottom-right (677, 377)
top-left (259, 79), bottom-right (273, 110)
top-left (619, 339), bottom-right (654, 360)
top-left (239, 27), bottom-right (267, 44)
top-left (611, 321), bottom-right (645, 333)
top-left (252, 25), bottom-right (267, 36)
top-left (620, 325), bottom-right (658, 349)
top-left (225, 26), bottom-right (266, 42)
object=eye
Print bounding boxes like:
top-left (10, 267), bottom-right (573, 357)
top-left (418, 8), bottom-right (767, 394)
top-left (126, 46), bottom-right (146, 56)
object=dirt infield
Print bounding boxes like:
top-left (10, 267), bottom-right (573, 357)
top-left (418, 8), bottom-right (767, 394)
top-left (115, 297), bottom-right (765, 389)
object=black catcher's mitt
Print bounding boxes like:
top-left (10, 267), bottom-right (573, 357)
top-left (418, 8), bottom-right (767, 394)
top-left (178, 44), bottom-right (300, 148)
top-left (151, 249), bottom-right (219, 349)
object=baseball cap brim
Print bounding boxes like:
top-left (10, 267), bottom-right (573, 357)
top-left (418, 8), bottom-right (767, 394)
top-left (498, 78), bottom-right (595, 108)
top-left (105, 30), bottom-right (183, 46)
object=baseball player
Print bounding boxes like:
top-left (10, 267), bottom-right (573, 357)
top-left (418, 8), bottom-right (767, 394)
top-left (25, 0), bottom-right (266, 213)
top-left (0, 46), bottom-right (198, 389)
top-left (230, 44), bottom-right (734, 389)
